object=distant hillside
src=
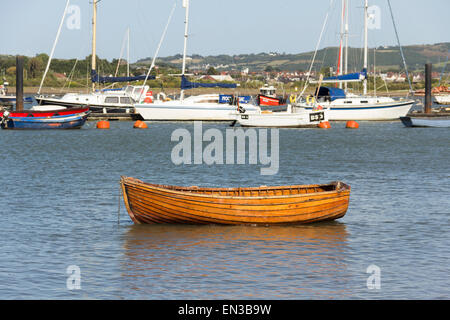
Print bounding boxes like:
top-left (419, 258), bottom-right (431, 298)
top-left (136, 42), bottom-right (450, 73)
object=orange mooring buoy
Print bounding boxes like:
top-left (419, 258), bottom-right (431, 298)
top-left (96, 120), bottom-right (110, 129)
top-left (318, 121), bottom-right (331, 129)
top-left (346, 120), bottom-right (359, 129)
top-left (133, 120), bottom-right (148, 129)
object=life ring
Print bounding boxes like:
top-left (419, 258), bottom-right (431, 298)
top-left (289, 94), bottom-right (296, 104)
top-left (144, 97), bottom-right (153, 103)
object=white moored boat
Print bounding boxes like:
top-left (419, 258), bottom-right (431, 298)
top-left (435, 94), bottom-right (450, 105)
top-left (36, 85), bottom-right (151, 113)
top-left (293, 0), bottom-right (414, 121)
top-left (238, 105), bottom-right (328, 128)
top-left (134, 0), bottom-right (261, 121)
top-left (136, 93), bottom-right (260, 121)
top-left (295, 88), bottom-right (414, 121)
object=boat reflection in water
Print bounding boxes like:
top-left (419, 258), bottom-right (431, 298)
top-left (120, 223), bottom-right (351, 299)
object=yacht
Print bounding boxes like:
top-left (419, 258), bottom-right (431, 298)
top-left (134, 0), bottom-right (261, 121)
top-left (35, 85), bottom-right (151, 113)
top-left (293, 0), bottom-right (414, 120)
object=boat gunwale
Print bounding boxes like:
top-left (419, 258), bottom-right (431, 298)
top-left (120, 176), bottom-right (350, 200)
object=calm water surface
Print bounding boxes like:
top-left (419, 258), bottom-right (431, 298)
top-left (0, 117), bottom-right (449, 299)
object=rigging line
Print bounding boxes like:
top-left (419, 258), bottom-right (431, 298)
top-left (299, 0), bottom-right (336, 100)
top-left (387, 0), bottom-right (413, 93)
top-left (138, 1), bottom-right (177, 103)
top-left (61, 58), bottom-right (79, 92)
top-left (114, 28), bottom-right (129, 78)
top-left (61, 41), bottom-right (87, 93)
top-left (38, 0), bottom-right (71, 95)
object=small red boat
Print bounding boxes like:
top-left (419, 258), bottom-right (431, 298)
top-left (257, 85), bottom-right (286, 107)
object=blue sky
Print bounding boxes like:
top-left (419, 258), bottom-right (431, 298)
top-left (1, 0), bottom-right (449, 62)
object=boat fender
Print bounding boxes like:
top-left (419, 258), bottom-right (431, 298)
top-left (289, 94), bottom-right (296, 104)
top-left (306, 96), bottom-right (315, 105)
top-left (313, 105), bottom-right (323, 111)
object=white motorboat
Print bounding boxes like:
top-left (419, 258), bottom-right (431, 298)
top-left (35, 85), bottom-right (151, 113)
top-left (136, 93), bottom-right (260, 121)
top-left (238, 105), bottom-right (328, 128)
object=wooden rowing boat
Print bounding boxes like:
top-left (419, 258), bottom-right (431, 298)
top-left (120, 177), bottom-right (351, 225)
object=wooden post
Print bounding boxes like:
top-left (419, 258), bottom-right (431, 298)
top-left (16, 55), bottom-right (24, 111)
top-left (424, 63), bottom-right (432, 114)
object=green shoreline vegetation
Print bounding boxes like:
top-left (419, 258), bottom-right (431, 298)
top-left (1, 46), bottom-right (448, 96)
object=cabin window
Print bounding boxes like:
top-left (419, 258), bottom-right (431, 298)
top-left (344, 101), bottom-right (352, 104)
top-left (125, 87), bottom-right (133, 95)
top-left (120, 97), bottom-right (132, 104)
top-left (105, 97), bottom-right (119, 104)
top-left (360, 100), bottom-right (368, 103)
top-left (133, 88), bottom-right (143, 96)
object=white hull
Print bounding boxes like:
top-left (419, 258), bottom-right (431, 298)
top-left (238, 108), bottom-right (328, 128)
top-left (295, 97), bottom-right (414, 120)
top-left (435, 94), bottom-right (450, 105)
top-left (35, 85), bottom-right (149, 112)
top-left (135, 94), bottom-right (261, 121)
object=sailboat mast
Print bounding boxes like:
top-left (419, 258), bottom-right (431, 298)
top-left (127, 27), bottom-right (130, 79)
top-left (38, 0), bottom-right (71, 95)
top-left (338, 0), bottom-right (345, 89)
top-left (180, 0), bottom-right (190, 101)
top-left (91, 0), bottom-right (98, 92)
top-left (344, 0), bottom-right (349, 91)
top-left (363, 0), bottom-right (368, 96)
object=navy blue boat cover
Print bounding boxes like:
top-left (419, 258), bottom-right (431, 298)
top-left (181, 75), bottom-right (237, 90)
top-left (91, 70), bottom-right (155, 84)
top-left (323, 69), bottom-right (367, 82)
top-left (316, 87), bottom-right (346, 101)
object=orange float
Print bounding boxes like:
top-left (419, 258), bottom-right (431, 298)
top-left (133, 120), bottom-right (148, 129)
top-left (96, 120), bottom-right (110, 129)
top-left (318, 121), bottom-right (331, 129)
top-left (346, 120), bottom-right (359, 129)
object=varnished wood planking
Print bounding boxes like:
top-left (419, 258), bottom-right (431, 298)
top-left (120, 177), bottom-right (351, 225)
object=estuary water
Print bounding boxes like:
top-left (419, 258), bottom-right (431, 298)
top-left (0, 115), bottom-right (449, 299)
